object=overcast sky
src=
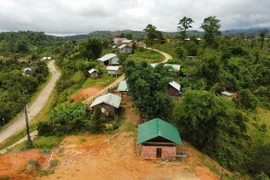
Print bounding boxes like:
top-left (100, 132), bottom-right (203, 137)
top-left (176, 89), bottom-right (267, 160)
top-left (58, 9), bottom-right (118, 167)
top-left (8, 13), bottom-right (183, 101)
top-left (0, 0), bottom-right (269, 35)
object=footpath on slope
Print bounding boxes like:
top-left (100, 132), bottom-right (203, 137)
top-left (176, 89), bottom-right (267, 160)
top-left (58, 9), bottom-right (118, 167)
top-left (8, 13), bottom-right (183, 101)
top-left (0, 48), bottom-right (172, 154)
top-left (0, 60), bottom-right (60, 150)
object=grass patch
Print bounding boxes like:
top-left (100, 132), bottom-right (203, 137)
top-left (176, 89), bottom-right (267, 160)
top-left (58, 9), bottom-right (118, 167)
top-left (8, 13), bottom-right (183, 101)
top-left (122, 122), bottom-right (136, 132)
top-left (128, 49), bottom-right (164, 63)
top-left (33, 136), bottom-right (62, 149)
top-left (81, 73), bottom-right (117, 89)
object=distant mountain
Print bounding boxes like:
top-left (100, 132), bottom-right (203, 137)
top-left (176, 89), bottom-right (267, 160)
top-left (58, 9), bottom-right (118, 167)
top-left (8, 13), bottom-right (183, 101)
top-left (223, 27), bottom-right (270, 34)
top-left (54, 27), bottom-right (269, 41)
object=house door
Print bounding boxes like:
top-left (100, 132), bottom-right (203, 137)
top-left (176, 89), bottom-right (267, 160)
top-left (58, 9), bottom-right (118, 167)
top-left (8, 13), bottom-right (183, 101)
top-left (156, 148), bottom-right (162, 158)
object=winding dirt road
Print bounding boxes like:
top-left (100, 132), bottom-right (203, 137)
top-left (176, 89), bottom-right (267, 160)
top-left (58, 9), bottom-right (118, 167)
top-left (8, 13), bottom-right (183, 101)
top-left (0, 60), bottom-right (60, 147)
top-left (83, 48), bottom-right (172, 104)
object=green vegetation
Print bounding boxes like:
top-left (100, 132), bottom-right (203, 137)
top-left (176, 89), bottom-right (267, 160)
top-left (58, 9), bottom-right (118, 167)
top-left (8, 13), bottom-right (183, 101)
top-left (150, 18), bottom-right (270, 178)
top-left (126, 60), bottom-right (174, 120)
top-left (128, 47), bottom-right (164, 63)
top-left (0, 31), bottom-right (53, 128)
top-left (34, 136), bottom-right (62, 149)
top-left (143, 24), bottom-right (165, 47)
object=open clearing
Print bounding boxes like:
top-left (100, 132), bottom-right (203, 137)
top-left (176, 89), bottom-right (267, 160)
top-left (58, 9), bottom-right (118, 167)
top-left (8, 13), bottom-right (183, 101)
top-left (0, 96), bottom-right (225, 180)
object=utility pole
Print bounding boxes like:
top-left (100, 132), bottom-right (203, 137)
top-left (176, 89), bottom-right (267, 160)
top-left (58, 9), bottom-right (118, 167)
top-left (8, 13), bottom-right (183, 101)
top-left (23, 93), bottom-right (32, 143)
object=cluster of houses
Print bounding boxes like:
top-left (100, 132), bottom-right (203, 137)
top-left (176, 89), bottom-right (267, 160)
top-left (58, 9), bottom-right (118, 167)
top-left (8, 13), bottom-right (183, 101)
top-left (87, 37), bottom-right (184, 160)
top-left (20, 56), bottom-right (53, 75)
top-left (112, 38), bottom-right (133, 54)
top-left (89, 77), bottom-right (183, 160)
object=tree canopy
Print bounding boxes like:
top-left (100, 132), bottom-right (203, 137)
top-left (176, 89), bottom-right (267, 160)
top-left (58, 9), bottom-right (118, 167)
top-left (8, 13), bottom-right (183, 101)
top-left (178, 16), bottom-right (194, 41)
top-left (200, 16), bottom-right (221, 47)
top-left (143, 24), bottom-right (164, 47)
top-left (125, 60), bottom-right (174, 120)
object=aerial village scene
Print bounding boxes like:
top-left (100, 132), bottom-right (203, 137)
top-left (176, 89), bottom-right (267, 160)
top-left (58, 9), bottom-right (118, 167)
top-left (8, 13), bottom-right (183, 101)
top-left (0, 0), bottom-right (269, 179)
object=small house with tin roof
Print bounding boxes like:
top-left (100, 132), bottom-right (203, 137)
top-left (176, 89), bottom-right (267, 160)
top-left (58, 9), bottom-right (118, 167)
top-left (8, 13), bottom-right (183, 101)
top-left (137, 118), bottom-right (183, 160)
top-left (113, 38), bottom-right (127, 45)
top-left (90, 93), bottom-right (122, 117)
top-left (117, 80), bottom-right (128, 98)
top-left (167, 81), bottom-right (181, 97)
top-left (118, 44), bottom-right (132, 54)
top-left (88, 68), bottom-right (100, 79)
top-left (106, 66), bottom-right (121, 77)
top-left (97, 53), bottom-right (119, 66)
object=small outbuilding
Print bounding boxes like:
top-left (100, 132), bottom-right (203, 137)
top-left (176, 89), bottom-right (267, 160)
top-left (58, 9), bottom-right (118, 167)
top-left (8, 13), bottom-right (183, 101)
top-left (118, 44), bottom-right (132, 54)
top-left (106, 66), bottom-right (121, 77)
top-left (137, 118), bottom-right (183, 160)
top-left (88, 68), bottom-right (100, 79)
top-left (167, 81), bottom-right (181, 97)
top-left (23, 67), bottom-right (32, 74)
top-left (90, 93), bottom-right (122, 117)
top-left (97, 53), bottom-right (119, 66)
top-left (117, 80), bottom-right (128, 98)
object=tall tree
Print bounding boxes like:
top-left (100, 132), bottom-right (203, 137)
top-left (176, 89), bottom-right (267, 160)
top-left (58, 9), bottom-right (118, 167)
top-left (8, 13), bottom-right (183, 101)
top-left (143, 24), bottom-right (164, 47)
top-left (259, 28), bottom-right (268, 50)
top-left (200, 16), bottom-right (221, 47)
top-left (80, 38), bottom-right (102, 60)
top-left (125, 60), bottom-right (173, 120)
top-left (177, 16), bottom-right (194, 41)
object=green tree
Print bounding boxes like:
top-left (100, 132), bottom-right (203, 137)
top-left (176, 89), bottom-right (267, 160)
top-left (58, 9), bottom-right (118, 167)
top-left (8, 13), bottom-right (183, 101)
top-left (233, 89), bottom-right (258, 110)
top-left (173, 90), bottom-right (223, 150)
top-left (91, 106), bottom-right (103, 133)
top-left (195, 50), bottom-right (222, 88)
top-left (253, 144), bottom-right (270, 177)
top-left (259, 28), bottom-right (268, 50)
top-left (200, 16), bottom-right (221, 47)
top-left (125, 60), bottom-right (173, 120)
top-left (80, 38), bottom-right (102, 60)
top-left (177, 16), bottom-right (194, 41)
top-left (143, 24), bottom-right (164, 47)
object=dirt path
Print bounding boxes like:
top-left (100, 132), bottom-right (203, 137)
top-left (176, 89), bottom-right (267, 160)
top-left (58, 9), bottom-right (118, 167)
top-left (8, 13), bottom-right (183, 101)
top-left (83, 75), bottom-right (125, 105)
top-left (146, 47), bottom-right (172, 63)
top-left (0, 60), bottom-right (60, 147)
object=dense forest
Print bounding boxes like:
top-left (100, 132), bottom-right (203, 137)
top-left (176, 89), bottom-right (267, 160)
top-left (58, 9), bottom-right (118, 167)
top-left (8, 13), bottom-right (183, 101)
top-left (0, 31), bottom-right (55, 126)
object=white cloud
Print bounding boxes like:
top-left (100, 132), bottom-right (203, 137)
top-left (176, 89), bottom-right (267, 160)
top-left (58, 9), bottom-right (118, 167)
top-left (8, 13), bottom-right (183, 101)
top-left (0, 0), bottom-right (269, 34)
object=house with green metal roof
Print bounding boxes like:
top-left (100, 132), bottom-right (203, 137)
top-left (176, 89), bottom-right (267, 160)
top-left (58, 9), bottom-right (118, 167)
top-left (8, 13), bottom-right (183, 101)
top-left (90, 93), bottom-right (122, 117)
top-left (137, 118), bottom-right (183, 160)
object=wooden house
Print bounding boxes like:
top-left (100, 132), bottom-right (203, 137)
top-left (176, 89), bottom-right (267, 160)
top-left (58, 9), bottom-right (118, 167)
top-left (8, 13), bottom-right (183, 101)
top-left (118, 44), bottom-right (132, 54)
top-left (167, 81), bottom-right (181, 97)
top-left (137, 118), bottom-right (183, 160)
top-left (97, 53), bottom-right (119, 66)
top-left (88, 68), bottom-right (100, 79)
top-left (90, 93), bottom-right (122, 117)
top-left (106, 66), bottom-right (121, 77)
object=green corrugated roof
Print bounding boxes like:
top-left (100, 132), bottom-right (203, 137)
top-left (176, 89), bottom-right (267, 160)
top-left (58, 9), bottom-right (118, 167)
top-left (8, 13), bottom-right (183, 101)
top-left (117, 80), bottom-right (128, 92)
top-left (137, 118), bottom-right (183, 145)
